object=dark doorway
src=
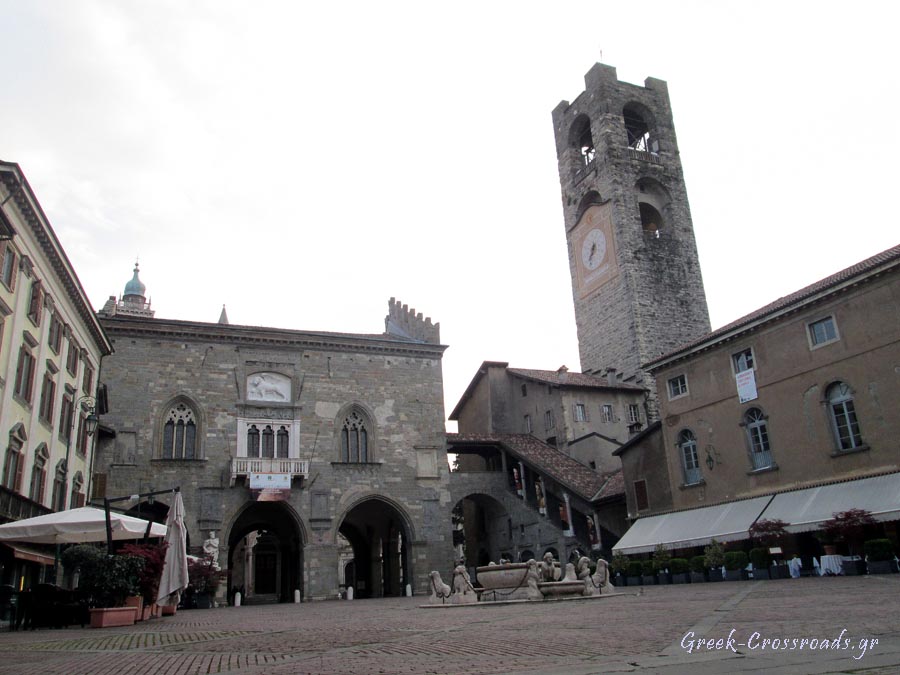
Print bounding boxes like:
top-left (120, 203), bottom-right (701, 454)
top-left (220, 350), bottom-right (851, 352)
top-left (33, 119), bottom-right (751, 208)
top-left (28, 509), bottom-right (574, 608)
top-left (338, 498), bottom-right (411, 598)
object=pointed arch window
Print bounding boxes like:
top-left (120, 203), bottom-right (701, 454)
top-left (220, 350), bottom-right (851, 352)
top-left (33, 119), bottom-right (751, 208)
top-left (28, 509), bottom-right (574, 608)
top-left (826, 382), bottom-right (864, 451)
top-left (678, 429), bottom-right (702, 485)
top-left (2, 425), bottom-right (26, 492)
top-left (70, 471), bottom-right (85, 508)
top-left (51, 460), bottom-right (67, 512)
top-left (247, 424), bottom-right (260, 458)
top-left (29, 444), bottom-right (49, 505)
top-left (261, 425), bottom-right (275, 459)
top-left (161, 402), bottom-right (199, 459)
top-left (744, 408), bottom-right (774, 470)
top-left (340, 410), bottom-right (370, 463)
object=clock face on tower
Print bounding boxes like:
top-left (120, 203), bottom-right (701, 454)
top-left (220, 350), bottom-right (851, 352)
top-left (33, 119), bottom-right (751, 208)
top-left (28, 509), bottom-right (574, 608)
top-left (581, 228), bottom-right (607, 271)
top-left (572, 201), bottom-right (619, 298)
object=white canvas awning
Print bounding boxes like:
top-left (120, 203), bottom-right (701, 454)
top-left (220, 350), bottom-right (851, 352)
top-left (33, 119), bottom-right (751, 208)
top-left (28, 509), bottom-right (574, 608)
top-left (0, 506), bottom-right (166, 545)
top-left (613, 495), bottom-right (773, 555)
top-left (759, 472), bottom-right (900, 533)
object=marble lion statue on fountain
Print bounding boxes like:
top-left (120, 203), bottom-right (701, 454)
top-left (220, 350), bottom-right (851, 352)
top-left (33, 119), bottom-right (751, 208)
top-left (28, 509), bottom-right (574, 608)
top-left (429, 570), bottom-right (451, 604)
top-left (525, 559), bottom-right (544, 601)
top-left (451, 562), bottom-right (477, 604)
top-left (540, 552), bottom-right (561, 582)
top-left (577, 556), bottom-right (615, 596)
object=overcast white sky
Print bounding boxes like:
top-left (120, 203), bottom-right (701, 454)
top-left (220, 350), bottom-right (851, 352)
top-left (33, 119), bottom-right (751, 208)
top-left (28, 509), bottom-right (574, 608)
top-left (2, 1), bottom-right (897, 430)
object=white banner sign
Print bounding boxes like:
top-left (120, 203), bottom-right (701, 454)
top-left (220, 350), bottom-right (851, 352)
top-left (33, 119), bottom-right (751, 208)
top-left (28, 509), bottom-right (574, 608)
top-left (249, 472), bottom-right (291, 489)
top-left (736, 369), bottom-right (758, 403)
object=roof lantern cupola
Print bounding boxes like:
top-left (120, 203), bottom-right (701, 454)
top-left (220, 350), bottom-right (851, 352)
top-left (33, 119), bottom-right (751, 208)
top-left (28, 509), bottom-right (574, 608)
top-left (123, 261), bottom-right (147, 303)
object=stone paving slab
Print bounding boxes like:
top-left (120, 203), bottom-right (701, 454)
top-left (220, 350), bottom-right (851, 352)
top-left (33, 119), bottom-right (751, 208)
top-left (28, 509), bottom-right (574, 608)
top-left (0, 576), bottom-right (894, 674)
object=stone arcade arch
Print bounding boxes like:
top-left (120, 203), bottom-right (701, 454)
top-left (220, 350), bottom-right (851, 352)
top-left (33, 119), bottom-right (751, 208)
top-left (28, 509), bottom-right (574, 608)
top-left (227, 501), bottom-right (305, 604)
top-left (337, 496), bottom-right (413, 598)
top-left (452, 492), bottom-right (511, 569)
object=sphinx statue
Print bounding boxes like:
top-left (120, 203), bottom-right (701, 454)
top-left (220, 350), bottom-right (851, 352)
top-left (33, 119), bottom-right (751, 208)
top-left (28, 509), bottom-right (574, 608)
top-left (451, 563), bottom-right (477, 604)
top-left (429, 570), bottom-right (451, 604)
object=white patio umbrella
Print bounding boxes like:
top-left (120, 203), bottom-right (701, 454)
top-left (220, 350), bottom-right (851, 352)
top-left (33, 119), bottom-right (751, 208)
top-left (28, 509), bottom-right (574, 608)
top-left (0, 506), bottom-right (166, 545)
top-left (156, 491), bottom-right (189, 605)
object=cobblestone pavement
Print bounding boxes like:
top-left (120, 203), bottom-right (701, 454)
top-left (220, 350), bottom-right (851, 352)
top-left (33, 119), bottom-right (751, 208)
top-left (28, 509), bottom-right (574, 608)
top-left (0, 575), bottom-right (897, 675)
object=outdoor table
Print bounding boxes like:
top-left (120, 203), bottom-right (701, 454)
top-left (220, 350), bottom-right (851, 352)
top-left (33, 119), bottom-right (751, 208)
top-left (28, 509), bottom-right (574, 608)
top-left (819, 554), bottom-right (843, 575)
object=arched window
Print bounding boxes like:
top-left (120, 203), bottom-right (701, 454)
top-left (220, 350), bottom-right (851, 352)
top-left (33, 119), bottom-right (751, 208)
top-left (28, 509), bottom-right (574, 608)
top-left (28, 444), bottom-right (49, 505)
top-left (276, 426), bottom-right (289, 459)
top-left (826, 382), bottom-right (864, 450)
top-left (247, 424), bottom-right (260, 458)
top-left (636, 177), bottom-right (670, 238)
top-left (162, 401), bottom-right (198, 459)
top-left (2, 424), bottom-right (26, 492)
top-left (744, 408), bottom-right (774, 470)
top-left (623, 103), bottom-right (657, 153)
top-left (51, 460), bottom-right (67, 512)
top-left (569, 114), bottom-right (595, 167)
top-left (261, 425), bottom-right (275, 459)
top-left (70, 471), bottom-right (85, 508)
top-left (678, 430), bottom-right (702, 485)
top-left (340, 409), bottom-right (371, 463)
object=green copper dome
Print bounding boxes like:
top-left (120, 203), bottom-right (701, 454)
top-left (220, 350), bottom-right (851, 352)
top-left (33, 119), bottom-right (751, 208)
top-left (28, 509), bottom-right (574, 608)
top-left (124, 262), bottom-right (146, 298)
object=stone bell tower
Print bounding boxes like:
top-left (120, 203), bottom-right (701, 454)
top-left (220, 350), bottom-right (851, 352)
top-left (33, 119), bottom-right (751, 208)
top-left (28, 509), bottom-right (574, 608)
top-left (551, 63), bottom-right (710, 411)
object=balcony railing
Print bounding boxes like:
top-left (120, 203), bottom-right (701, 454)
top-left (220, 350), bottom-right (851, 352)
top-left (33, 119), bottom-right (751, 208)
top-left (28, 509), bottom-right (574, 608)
top-left (0, 485), bottom-right (52, 522)
top-left (750, 450), bottom-right (775, 471)
top-left (230, 457), bottom-right (309, 486)
top-left (683, 466), bottom-right (703, 486)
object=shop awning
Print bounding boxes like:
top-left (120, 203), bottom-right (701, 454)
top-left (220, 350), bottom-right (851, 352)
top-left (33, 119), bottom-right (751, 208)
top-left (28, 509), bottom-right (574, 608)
top-left (613, 495), bottom-right (773, 555)
top-left (2, 543), bottom-right (56, 566)
top-left (759, 471), bottom-right (900, 533)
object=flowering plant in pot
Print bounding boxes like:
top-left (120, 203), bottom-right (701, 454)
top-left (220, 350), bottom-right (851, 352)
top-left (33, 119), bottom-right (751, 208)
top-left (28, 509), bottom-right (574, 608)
top-left (119, 542), bottom-right (168, 618)
top-left (187, 554), bottom-right (225, 608)
top-left (823, 509), bottom-right (875, 574)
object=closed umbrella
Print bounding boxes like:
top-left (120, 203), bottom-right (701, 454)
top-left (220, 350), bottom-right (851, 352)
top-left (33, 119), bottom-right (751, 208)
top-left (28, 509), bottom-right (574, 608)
top-left (0, 506), bottom-right (166, 544)
top-left (156, 491), bottom-right (189, 606)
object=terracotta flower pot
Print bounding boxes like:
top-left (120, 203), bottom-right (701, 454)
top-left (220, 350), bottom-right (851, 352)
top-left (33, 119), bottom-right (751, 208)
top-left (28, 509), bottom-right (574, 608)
top-left (89, 607), bottom-right (137, 628)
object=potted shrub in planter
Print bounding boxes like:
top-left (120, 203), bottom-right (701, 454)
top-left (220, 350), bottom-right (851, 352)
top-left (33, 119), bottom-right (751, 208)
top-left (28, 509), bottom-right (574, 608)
top-left (689, 555), bottom-right (707, 583)
top-left (640, 559), bottom-right (657, 586)
top-left (187, 554), bottom-right (224, 609)
top-left (748, 518), bottom-right (790, 578)
top-left (704, 540), bottom-right (725, 581)
top-left (611, 553), bottom-right (629, 587)
top-left (119, 542), bottom-right (168, 620)
top-left (62, 544), bottom-right (142, 627)
top-left (749, 547), bottom-right (772, 579)
top-left (823, 509), bottom-right (875, 575)
top-left (864, 539), bottom-right (896, 575)
top-left (653, 544), bottom-right (672, 585)
top-left (669, 558), bottom-right (691, 584)
top-left (724, 551), bottom-right (748, 581)
top-left (626, 560), bottom-right (643, 587)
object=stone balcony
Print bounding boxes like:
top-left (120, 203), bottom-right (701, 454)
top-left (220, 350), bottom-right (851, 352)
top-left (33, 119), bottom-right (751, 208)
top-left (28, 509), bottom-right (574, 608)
top-left (230, 457), bottom-right (309, 486)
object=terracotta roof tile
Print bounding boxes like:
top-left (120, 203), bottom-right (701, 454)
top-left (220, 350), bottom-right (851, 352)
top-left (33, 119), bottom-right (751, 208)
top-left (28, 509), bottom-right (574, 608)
top-left (507, 368), bottom-right (645, 391)
top-left (647, 243), bottom-right (900, 369)
top-left (447, 432), bottom-right (624, 502)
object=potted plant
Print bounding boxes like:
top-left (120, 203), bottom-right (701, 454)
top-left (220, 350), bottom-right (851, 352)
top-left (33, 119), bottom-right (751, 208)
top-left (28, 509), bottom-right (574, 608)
top-left (749, 547), bottom-right (772, 579)
top-left (653, 544), bottom-right (672, 584)
top-left (689, 555), bottom-right (707, 583)
top-left (62, 544), bottom-right (142, 627)
top-left (864, 539), bottom-right (896, 575)
top-left (669, 557), bottom-right (690, 584)
top-left (610, 552), bottom-right (629, 586)
top-left (748, 519), bottom-right (790, 578)
top-left (724, 551), bottom-right (748, 581)
top-left (823, 509), bottom-right (875, 575)
top-left (704, 540), bottom-right (725, 581)
top-left (640, 559), bottom-right (657, 586)
top-left (187, 554), bottom-right (224, 608)
top-left (119, 542), bottom-right (168, 619)
top-left (626, 560), bottom-right (643, 587)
